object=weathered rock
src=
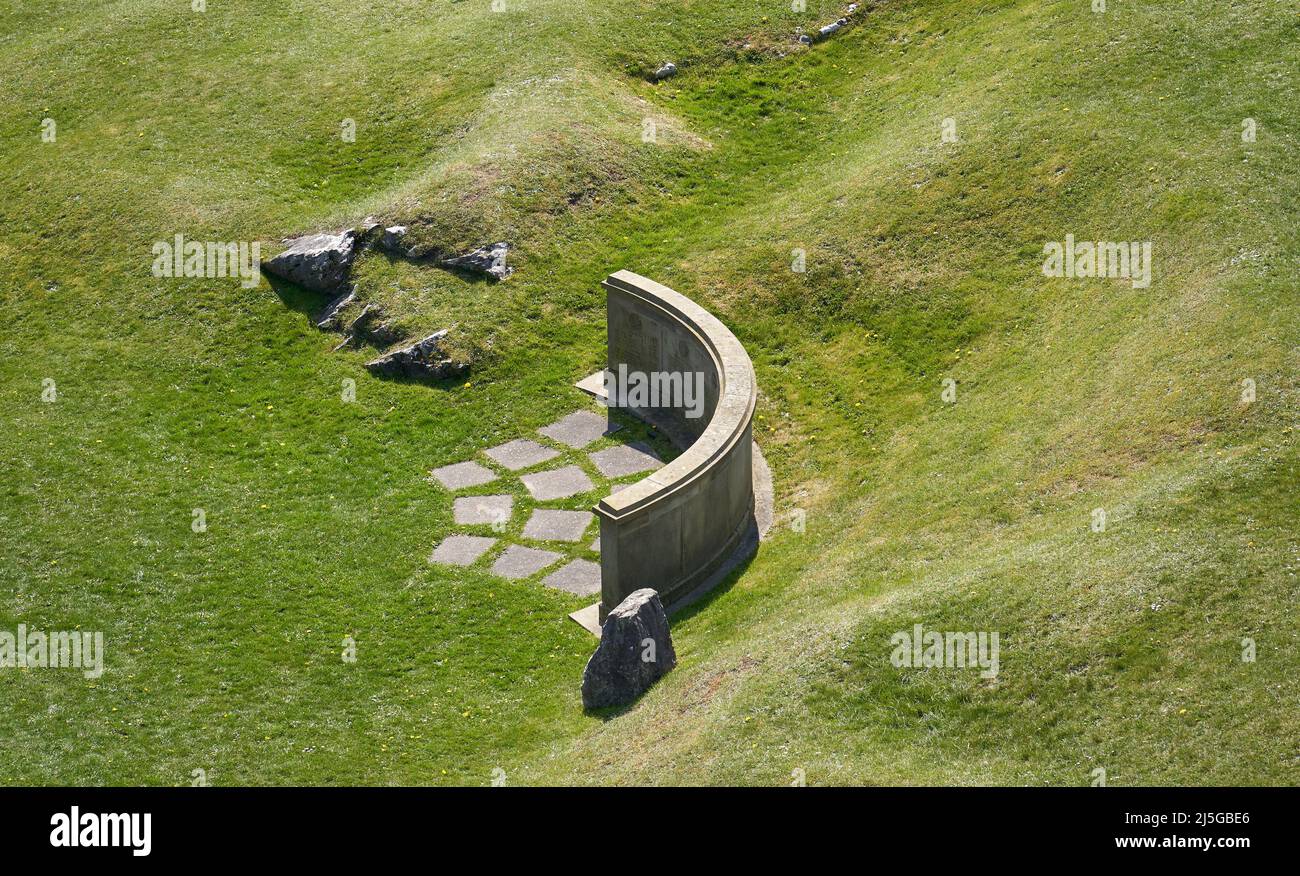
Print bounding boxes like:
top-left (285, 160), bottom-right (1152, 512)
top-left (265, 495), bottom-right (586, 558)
top-left (801, 4), bottom-right (859, 45)
top-left (441, 242), bottom-right (512, 280)
top-left (357, 216), bottom-right (381, 239)
top-left (345, 302), bottom-right (379, 335)
top-left (365, 329), bottom-right (467, 380)
top-left (315, 289), bottom-right (356, 330)
top-left (262, 228), bottom-right (359, 293)
top-left (379, 225), bottom-right (408, 253)
top-left (581, 589), bottom-right (676, 710)
top-left (652, 62), bottom-right (678, 81)
top-left (817, 18), bottom-right (848, 40)
top-left (343, 303), bottom-right (404, 347)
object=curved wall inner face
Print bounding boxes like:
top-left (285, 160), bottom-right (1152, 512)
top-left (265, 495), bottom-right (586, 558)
top-left (595, 271), bottom-right (758, 620)
top-left (606, 299), bottom-right (720, 446)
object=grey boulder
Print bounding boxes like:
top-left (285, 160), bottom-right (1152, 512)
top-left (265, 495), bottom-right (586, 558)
top-left (262, 228), bottom-right (359, 293)
top-left (365, 329), bottom-right (467, 381)
top-left (652, 62), bottom-right (678, 81)
top-left (581, 589), bottom-right (676, 710)
top-left (441, 242), bottom-right (512, 280)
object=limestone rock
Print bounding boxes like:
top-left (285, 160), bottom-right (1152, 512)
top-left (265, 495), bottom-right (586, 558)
top-left (817, 18), bottom-right (847, 40)
top-left (581, 589), bottom-right (676, 710)
top-left (315, 289), bottom-right (356, 330)
top-left (365, 329), bottom-right (467, 381)
top-left (441, 242), bottom-right (512, 280)
top-left (652, 62), bottom-right (678, 81)
top-left (262, 228), bottom-right (359, 293)
top-left (379, 225), bottom-right (408, 253)
top-left (345, 303), bottom-right (404, 347)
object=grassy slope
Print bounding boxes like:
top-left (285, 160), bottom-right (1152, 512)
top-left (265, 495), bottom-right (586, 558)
top-left (1, 0), bottom-right (1295, 785)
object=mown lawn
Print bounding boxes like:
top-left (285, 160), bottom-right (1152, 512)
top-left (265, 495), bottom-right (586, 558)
top-left (1, 0), bottom-right (1295, 785)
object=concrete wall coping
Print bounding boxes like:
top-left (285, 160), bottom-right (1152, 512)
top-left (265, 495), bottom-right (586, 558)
top-left (595, 270), bottom-right (757, 520)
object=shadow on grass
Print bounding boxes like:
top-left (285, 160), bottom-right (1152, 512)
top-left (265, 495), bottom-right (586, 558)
top-left (265, 273), bottom-right (334, 325)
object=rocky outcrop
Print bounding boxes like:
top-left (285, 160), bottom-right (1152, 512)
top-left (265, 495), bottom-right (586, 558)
top-left (260, 222), bottom-right (505, 381)
top-left (365, 329), bottom-right (467, 380)
top-left (261, 228), bottom-right (359, 293)
top-left (379, 225), bottom-right (408, 254)
top-left (315, 289), bottom-right (356, 330)
top-left (581, 588), bottom-right (676, 710)
top-left (345, 303), bottom-right (404, 348)
top-left (799, 3), bottom-right (860, 45)
top-left (441, 242), bottom-right (512, 280)
top-left (817, 18), bottom-right (848, 39)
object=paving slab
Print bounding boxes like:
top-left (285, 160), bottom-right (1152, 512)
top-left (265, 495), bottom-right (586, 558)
top-left (590, 535), bottom-right (600, 553)
top-left (538, 410), bottom-right (620, 449)
top-left (492, 545), bottom-right (563, 579)
top-left (483, 438), bottom-right (560, 472)
top-left (519, 465), bottom-right (594, 501)
top-left (429, 534), bottom-right (497, 566)
top-left (568, 602), bottom-right (602, 636)
top-left (430, 460), bottom-right (498, 490)
top-left (574, 371), bottom-right (609, 402)
top-left (542, 559), bottom-right (602, 597)
top-left (452, 494), bottom-right (513, 527)
top-left (588, 442), bottom-right (662, 478)
top-left (522, 509), bottom-right (594, 542)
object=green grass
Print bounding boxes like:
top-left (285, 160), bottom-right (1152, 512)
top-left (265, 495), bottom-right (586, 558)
top-left (1, 0), bottom-right (1295, 785)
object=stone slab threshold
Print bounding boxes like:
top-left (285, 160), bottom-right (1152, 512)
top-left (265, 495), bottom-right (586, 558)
top-left (574, 370), bottom-right (608, 401)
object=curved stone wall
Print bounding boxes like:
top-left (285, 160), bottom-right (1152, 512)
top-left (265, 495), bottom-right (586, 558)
top-left (594, 270), bottom-right (758, 620)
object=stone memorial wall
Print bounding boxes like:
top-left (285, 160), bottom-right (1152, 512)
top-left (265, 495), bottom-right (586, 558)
top-left (594, 271), bottom-right (760, 620)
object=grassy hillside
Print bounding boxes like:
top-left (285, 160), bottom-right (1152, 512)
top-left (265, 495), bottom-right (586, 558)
top-left (1, 0), bottom-right (1294, 785)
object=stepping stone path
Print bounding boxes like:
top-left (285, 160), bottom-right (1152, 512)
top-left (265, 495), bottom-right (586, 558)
top-left (484, 438), bottom-right (559, 471)
top-left (539, 410), bottom-right (620, 449)
top-left (453, 495), bottom-right (513, 527)
top-left (430, 460), bottom-right (497, 490)
top-left (542, 559), bottom-right (602, 597)
top-left (588, 442), bottom-right (661, 478)
top-left (429, 534), bottom-right (497, 566)
top-left (425, 408), bottom-right (667, 608)
top-left (520, 465), bottom-right (594, 501)
top-left (492, 545), bottom-right (563, 580)
top-left (523, 509), bottom-right (594, 542)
